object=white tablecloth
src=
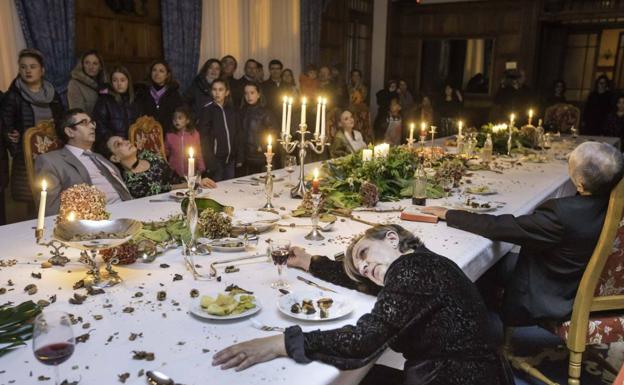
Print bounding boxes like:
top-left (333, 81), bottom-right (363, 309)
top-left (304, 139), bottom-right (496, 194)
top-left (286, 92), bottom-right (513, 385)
top-left (0, 136), bottom-right (618, 385)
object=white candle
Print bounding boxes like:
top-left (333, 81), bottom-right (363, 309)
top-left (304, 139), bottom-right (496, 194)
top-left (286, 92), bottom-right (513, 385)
top-left (314, 96), bottom-right (322, 137)
top-left (509, 114), bottom-right (515, 131)
top-left (188, 147), bottom-right (195, 178)
top-left (300, 97), bottom-right (307, 127)
top-left (409, 123), bottom-right (414, 142)
top-left (320, 98), bottom-right (327, 140)
top-left (286, 98), bottom-right (293, 136)
top-left (37, 179), bottom-right (47, 230)
top-left (362, 149), bottom-right (373, 162)
top-left (267, 135), bottom-right (273, 156)
top-left (281, 96), bottom-right (288, 135)
top-left (420, 122), bottom-right (427, 139)
top-left (528, 109), bottom-right (534, 126)
top-left (458, 120), bottom-right (463, 136)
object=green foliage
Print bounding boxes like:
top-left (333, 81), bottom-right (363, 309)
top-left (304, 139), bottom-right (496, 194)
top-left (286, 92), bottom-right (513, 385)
top-left (0, 301), bottom-right (41, 357)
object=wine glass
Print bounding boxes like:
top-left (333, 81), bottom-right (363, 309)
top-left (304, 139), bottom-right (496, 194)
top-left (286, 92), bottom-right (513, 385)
top-left (270, 239), bottom-right (291, 289)
top-left (33, 311), bottom-right (75, 385)
top-left (284, 156), bottom-right (297, 187)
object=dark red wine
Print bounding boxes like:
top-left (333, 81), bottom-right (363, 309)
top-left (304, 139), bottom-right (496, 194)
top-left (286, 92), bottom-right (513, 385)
top-left (35, 342), bottom-right (74, 366)
top-left (412, 197), bottom-right (426, 206)
top-left (271, 250), bottom-right (289, 265)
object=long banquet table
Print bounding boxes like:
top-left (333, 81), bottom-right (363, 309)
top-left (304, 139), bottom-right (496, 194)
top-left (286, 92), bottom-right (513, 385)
top-left (0, 136), bottom-right (619, 385)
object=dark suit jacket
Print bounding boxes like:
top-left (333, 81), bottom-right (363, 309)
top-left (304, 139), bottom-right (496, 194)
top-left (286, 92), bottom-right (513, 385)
top-left (446, 194), bottom-right (609, 325)
top-left (34, 147), bottom-right (125, 215)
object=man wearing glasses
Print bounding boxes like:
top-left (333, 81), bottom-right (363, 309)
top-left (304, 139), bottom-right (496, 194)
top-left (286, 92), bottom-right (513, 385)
top-left (35, 108), bottom-right (132, 215)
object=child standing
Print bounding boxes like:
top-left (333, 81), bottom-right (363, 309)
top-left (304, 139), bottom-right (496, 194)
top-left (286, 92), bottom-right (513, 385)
top-left (198, 79), bottom-right (244, 181)
top-left (165, 106), bottom-right (206, 178)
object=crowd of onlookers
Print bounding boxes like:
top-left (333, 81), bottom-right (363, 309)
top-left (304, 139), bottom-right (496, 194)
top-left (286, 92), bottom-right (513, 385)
top-left (0, 48), bottom-right (623, 224)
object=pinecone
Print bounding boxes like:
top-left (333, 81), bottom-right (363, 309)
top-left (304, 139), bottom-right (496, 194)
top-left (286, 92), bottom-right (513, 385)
top-left (197, 208), bottom-right (232, 239)
top-left (100, 242), bottom-right (139, 265)
top-left (360, 181), bottom-right (379, 207)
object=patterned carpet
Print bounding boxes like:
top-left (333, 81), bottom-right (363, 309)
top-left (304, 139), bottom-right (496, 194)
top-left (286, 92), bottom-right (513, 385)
top-left (488, 313), bottom-right (623, 385)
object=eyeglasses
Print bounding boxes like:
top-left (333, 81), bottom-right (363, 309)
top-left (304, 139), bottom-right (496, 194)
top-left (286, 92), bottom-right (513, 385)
top-left (69, 118), bottom-right (96, 128)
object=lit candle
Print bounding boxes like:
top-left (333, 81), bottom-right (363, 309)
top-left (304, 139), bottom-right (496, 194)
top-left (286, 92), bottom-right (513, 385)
top-left (528, 109), bottom-right (534, 126)
top-left (36, 180), bottom-right (47, 231)
top-left (320, 98), bottom-right (327, 141)
top-left (67, 211), bottom-right (76, 222)
top-left (188, 147), bottom-right (195, 178)
top-left (458, 120), bottom-right (463, 136)
top-left (362, 149), bottom-right (373, 162)
top-left (286, 97), bottom-right (293, 136)
top-left (314, 96), bottom-right (322, 138)
top-left (267, 135), bottom-right (273, 156)
top-left (409, 123), bottom-right (415, 142)
top-left (300, 97), bottom-right (307, 127)
top-left (281, 96), bottom-right (288, 135)
top-left (509, 113), bottom-right (515, 129)
top-left (312, 168), bottom-right (320, 193)
top-left (420, 122), bottom-right (427, 140)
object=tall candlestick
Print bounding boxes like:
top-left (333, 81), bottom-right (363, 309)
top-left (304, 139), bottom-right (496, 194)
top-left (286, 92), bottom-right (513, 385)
top-left (320, 98), bottom-right (327, 141)
top-left (188, 147), bottom-right (195, 178)
top-left (286, 98), bottom-right (293, 136)
top-left (37, 179), bottom-right (47, 231)
top-left (314, 96), bottom-right (321, 138)
top-left (267, 135), bottom-right (273, 156)
top-left (312, 168), bottom-right (320, 193)
top-left (409, 123), bottom-right (414, 142)
top-left (528, 109), bottom-right (534, 126)
top-left (281, 96), bottom-right (288, 135)
top-left (430, 126), bottom-right (437, 148)
top-left (300, 97), bottom-right (307, 127)
top-left (458, 120), bottom-right (463, 136)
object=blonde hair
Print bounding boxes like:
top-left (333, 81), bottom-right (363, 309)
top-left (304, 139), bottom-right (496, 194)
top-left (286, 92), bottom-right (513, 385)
top-left (343, 224), bottom-right (423, 282)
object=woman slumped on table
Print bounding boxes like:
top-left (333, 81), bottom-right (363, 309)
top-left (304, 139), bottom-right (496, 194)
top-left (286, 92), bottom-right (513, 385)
top-left (213, 224), bottom-right (509, 385)
top-left (105, 136), bottom-right (217, 198)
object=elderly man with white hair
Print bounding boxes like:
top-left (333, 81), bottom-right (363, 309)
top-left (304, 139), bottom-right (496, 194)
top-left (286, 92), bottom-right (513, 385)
top-left (423, 142), bottom-right (624, 326)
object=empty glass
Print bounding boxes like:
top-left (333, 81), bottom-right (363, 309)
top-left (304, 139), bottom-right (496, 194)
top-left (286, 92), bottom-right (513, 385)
top-left (284, 156), bottom-right (297, 187)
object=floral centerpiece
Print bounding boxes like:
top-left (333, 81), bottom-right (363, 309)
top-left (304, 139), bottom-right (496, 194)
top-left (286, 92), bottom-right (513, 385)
top-left (475, 123), bottom-right (536, 153)
top-left (320, 146), bottom-right (465, 209)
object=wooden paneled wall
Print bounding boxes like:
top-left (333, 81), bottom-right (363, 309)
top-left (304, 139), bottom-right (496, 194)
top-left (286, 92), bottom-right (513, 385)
top-left (75, 0), bottom-right (163, 84)
top-left (387, 0), bottom-right (541, 120)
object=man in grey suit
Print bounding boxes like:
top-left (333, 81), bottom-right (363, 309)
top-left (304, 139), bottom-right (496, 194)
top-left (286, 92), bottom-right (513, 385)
top-left (35, 109), bottom-right (132, 215)
top-left (422, 142), bottom-right (624, 326)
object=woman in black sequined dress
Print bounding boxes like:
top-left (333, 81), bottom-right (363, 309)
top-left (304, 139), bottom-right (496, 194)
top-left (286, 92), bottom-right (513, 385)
top-left (213, 224), bottom-right (509, 385)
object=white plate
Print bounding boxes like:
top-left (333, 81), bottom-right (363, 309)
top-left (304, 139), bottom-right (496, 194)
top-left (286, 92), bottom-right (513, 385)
top-left (169, 189), bottom-right (210, 200)
top-left (197, 237), bottom-right (255, 252)
top-left (455, 201), bottom-right (497, 213)
top-left (278, 289), bottom-right (353, 322)
top-left (190, 294), bottom-right (261, 320)
top-left (464, 186), bottom-right (497, 195)
top-left (231, 209), bottom-right (281, 233)
top-left (252, 174), bottom-right (284, 182)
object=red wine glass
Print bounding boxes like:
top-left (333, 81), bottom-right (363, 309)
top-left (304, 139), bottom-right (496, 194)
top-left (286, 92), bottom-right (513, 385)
top-left (270, 239), bottom-right (291, 289)
top-left (32, 311), bottom-right (75, 385)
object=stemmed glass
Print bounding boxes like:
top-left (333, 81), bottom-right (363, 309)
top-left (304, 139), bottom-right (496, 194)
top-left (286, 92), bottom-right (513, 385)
top-left (32, 311), bottom-right (75, 385)
top-left (270, 239), bottom-right (291, 289)
top-left (284, 156), bottom-right (297, 187)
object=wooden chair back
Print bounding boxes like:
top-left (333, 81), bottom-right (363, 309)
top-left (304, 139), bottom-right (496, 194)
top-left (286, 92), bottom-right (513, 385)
top-left (22, 119), bottom-right (63, 199)
top-left (566, 178), bottom-right (624, 353)
top-left (128, 115), bottom-right (166, 157)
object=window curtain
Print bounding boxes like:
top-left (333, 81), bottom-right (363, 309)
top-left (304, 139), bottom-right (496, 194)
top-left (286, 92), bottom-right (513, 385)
top-left (300, 0), bottom-right (331, 69)
top-left (0, 0), bottom-right (26, 91)
top-left (198, 0), bottom-right (301, 79)
top-left (161, 0), bottom-right (202, 91)
top-left (14, 0), bottom-right (75, 94)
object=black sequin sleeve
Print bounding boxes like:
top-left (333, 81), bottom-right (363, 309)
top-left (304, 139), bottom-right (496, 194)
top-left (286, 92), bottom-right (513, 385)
top-left (286, 254), bottom-right (440, 370)
top-left (308, 255), bottom-right (380, 295)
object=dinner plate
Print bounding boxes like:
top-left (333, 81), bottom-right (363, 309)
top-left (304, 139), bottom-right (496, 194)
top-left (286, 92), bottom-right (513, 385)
top-left (454, 201), bottom-right (497, 213)
top-left (231, 209), bottom-right (281, 233)
top-left (189, 294), bottom-right (262, 320)
top-left (464, 186), bottom-right (497, 195)
top-left (252, 174), bottom-right (285, 182)
top-left (278, 289), bottom-right (353, 322)
top-left (169, 188), bottom-right (209, 200)
top-left (196, 237), bottom-right (256, 252)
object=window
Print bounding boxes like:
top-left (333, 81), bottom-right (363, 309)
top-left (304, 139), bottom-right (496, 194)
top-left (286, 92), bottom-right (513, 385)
top-left (562, 33), bottom-right (598, 102)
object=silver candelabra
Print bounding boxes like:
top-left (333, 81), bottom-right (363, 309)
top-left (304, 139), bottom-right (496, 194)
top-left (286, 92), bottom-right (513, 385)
top-left (280, 124), bottom-right (327, 199)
